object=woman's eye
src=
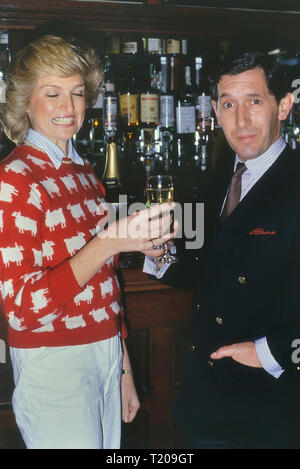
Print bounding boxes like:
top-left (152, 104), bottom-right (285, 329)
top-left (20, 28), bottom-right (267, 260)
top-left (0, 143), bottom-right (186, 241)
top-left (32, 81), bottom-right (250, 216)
top-left (47, 94), bottom-right (59, 98)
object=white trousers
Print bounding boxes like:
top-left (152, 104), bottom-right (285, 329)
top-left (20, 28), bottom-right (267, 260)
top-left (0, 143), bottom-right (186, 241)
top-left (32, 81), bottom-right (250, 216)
top-left (10, 334), bottom-right (123, 449)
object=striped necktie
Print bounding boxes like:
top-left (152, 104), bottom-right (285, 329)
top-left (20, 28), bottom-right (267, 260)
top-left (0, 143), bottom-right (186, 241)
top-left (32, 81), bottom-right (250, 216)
top-left (220, 162), bottom-right (247, 222)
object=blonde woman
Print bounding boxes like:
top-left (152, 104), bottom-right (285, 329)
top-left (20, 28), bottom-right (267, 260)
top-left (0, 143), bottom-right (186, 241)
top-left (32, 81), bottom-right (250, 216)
top-left (0, 35), bottom-right (173, 449)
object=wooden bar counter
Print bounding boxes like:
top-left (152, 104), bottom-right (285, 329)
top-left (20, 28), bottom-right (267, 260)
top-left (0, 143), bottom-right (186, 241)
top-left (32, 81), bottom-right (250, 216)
top-left (0, 264), bottom-right (193, 449)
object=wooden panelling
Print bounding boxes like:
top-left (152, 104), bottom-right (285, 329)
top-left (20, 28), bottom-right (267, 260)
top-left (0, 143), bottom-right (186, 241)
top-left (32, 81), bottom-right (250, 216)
top-left (122, 269), bottom-right (193, 448)
top-left (167, 0), bottom-right (300, 12)
top-left (1, 1), bottom-right (300, 40)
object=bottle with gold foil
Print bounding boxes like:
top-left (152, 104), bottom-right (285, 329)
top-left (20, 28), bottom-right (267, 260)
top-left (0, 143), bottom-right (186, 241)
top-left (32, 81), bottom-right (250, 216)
top-left (102, 141), bottom-right (126, 211)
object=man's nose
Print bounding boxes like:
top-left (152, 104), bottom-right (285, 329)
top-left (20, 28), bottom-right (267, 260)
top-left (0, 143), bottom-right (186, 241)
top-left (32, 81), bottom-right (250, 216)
top-left (235, 105), bottom-right (250, 128)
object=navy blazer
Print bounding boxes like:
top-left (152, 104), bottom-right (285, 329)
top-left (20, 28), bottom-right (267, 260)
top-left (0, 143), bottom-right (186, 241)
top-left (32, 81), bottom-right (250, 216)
top-left (161, 146), bottom-right (300, 448)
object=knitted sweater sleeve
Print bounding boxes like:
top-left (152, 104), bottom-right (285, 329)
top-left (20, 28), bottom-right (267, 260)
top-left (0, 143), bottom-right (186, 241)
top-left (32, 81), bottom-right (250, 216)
top-left (0, 162), bottom-right (83, 333)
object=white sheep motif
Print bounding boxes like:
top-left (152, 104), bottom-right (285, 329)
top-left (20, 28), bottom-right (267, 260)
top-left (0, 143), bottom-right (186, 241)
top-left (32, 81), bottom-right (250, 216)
top-left (74, 285), bottom-right (94, 305)
top-left (12, 211), bottom-right (37, 236)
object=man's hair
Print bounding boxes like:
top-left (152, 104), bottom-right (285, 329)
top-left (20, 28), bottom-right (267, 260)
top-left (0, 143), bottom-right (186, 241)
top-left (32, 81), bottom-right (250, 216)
top-left (209, 51), bottom-right (290, 104)
top-left (0, 35), bottom-right (103, 145)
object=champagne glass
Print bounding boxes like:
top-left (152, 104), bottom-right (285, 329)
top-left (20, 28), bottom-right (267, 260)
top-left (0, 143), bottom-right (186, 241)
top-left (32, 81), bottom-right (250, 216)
top-left (145, 174), bottom-right (178, 264)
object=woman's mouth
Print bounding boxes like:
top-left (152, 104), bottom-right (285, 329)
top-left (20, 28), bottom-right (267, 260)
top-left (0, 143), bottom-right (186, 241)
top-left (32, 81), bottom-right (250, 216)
top-left (52, 117), bottom-right (75, 126)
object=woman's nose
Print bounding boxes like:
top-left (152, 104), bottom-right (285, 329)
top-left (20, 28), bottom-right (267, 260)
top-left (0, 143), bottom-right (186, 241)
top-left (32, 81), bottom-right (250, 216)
top-left (61, 94), bottom-right (75, 113)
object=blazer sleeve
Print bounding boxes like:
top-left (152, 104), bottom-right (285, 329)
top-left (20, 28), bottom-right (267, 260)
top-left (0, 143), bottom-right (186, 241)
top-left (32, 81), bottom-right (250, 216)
top-left (151, 241), bottom-right (205, 290)
top-left (266, 211), bottom-right (300, 372)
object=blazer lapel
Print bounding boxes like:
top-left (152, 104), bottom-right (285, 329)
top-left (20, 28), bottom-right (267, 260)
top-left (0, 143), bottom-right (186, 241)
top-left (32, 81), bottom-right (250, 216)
top-left (208, 147), bottom-right (294, 265)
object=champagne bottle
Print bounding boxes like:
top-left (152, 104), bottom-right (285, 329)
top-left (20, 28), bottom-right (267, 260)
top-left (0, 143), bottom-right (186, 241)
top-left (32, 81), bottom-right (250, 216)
top-left (102, 141), bottom-right (126, 212)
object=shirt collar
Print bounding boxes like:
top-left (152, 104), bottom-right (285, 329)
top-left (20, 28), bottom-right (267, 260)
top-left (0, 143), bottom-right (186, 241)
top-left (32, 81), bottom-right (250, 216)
top-left (235, 136), bottom-right (286, 178)
top-left (25, 129), bottom-right (84, 169)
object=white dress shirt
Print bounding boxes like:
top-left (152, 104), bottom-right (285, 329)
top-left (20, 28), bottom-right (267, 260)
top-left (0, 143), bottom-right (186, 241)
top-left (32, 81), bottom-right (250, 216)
top-left (25, 128), bottom-right (84, 168)
top-left (144, 136), bottom-right (286, 379)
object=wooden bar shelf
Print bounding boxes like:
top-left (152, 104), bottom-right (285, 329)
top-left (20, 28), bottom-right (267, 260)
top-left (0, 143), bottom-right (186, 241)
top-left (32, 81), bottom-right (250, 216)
top-left (1, 1), bottom-right (300, 40)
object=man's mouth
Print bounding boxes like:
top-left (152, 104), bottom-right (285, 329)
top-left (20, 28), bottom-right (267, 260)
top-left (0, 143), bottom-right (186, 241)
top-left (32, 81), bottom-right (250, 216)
top-left (236, 134), bottom-right (257, 142)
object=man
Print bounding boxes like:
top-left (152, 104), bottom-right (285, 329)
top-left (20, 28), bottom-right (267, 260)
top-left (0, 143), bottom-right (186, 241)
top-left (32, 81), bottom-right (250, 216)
top-left (144, 51), bottom-right (300, 449)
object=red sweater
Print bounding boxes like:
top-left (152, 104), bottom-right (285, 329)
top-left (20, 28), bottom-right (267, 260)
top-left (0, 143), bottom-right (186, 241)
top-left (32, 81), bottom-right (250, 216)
top-left (0, 144), bottom-right (127, 348)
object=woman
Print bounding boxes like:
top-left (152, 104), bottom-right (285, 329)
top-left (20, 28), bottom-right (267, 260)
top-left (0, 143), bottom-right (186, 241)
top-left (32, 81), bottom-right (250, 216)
top-left (0, 35), bottom-right (173, 449)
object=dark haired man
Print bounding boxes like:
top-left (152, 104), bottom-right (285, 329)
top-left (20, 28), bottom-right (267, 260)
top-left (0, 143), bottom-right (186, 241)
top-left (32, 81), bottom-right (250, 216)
top-left (144, 51), bottom-right (300, 448)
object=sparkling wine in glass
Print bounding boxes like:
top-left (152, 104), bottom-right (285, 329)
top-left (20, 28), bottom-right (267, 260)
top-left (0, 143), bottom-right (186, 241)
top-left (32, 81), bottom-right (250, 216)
top-left (145, 175), bottom-right (178, 264)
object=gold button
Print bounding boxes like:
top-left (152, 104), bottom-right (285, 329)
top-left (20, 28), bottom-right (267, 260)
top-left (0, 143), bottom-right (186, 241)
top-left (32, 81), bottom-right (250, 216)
top-left (196, 304), bottom-right (200, 310)
top-left (195, 257), bottom-right (199, 261)
top-left (208, 360), bottom-right (214, 368)
top-left (216, 316), bottom-right (223, 325)
top-left (238, 275), bottom-right (247, 285)
top-left (191, 345), bottom-right (197, 352)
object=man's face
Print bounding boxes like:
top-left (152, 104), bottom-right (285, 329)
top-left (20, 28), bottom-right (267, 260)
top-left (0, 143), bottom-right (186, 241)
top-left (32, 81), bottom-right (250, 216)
top-left (212, 67), bottom-right (293, 161)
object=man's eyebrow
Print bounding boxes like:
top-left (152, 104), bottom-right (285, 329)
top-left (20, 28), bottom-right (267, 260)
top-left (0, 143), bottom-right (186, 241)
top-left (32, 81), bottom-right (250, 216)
top-left (219, 92), bottom-right (264, 99)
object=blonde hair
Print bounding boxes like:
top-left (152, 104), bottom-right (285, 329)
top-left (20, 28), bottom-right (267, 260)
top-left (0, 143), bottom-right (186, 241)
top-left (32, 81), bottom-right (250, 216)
top-left (0, 35), bottom-right (103, 144)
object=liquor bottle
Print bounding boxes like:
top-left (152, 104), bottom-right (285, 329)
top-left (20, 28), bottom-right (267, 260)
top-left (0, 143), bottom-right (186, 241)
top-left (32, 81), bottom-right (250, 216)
top-left (166, 39), bottom-right (181, 56)
top-left (103, 60), bottom-right (118, 140)
top-left (145, 38), bottom-right (165, 55)
top-left (284, 107), bottom-right (297, 150)
top-left (74, 114), bottom-right (92, 159)
top-left (195, 56), bottom-right (213, 135)
top-left (140, 63), bottom-right (159, 130)
top-left (176, 66), bottom-right (196, 135)
top-left (0, 33), bottom-right (11, 81)
top-left (160, 56), bottom-right (168, 94)
top-left (102, 141), bottom-right (126, 211)
top-left (119, 65), bottom-right (139, 141)
top-left (175, 66), bottom-right (196, 166)
top-left (159, 80), bottom-right (175, 167)
top-left (167, 39), bottom-right (182, 96)
top-left (121, 35), bottom-right (143, 55)
top-left (199, 132), bottom-right (212, 174)
top-left (105, 34), bottom-right (120, 55)
top-left (90, 116), bottom-right (105, 175)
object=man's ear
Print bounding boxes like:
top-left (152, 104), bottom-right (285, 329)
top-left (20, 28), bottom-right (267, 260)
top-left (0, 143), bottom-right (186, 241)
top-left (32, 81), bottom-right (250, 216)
top-left (279, 92), bottom-right (294, 121)
top-left (211, 99), bottom-right (221, 126)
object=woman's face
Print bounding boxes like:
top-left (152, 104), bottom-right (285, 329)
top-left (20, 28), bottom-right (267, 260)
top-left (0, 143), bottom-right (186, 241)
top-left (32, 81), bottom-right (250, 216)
top-left (27, 73), bottom-right (86, 154)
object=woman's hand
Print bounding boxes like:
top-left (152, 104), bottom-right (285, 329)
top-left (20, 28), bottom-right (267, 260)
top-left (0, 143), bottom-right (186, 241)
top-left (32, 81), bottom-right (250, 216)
top-left (121, 340), bottom-right (140, 423)
top-left (98, 202), bottom-right (176, 255)
top-left (70, 203), bottom-right (177, 289)
top-left (121, 373), bottom-right (140, 423)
